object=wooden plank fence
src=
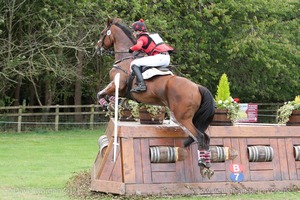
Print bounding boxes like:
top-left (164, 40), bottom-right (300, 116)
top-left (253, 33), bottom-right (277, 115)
top-left (0, 104), bottom-right (107, 132)
top-left (0, 103), bottom-right (282, 133)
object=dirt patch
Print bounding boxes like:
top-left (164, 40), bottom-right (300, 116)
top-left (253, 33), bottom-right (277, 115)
top-left (66, 170), bottom-right (300, 199)
top-left (66, 170), bottom-right (107, 199)
top-left (65, 170), bottom-right (161, 200)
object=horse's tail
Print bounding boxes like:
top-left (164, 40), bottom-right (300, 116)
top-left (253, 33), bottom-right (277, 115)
top-left (193, 86), bottom-right (215, 133)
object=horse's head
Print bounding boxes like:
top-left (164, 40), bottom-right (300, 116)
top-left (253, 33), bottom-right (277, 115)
top-left (96, 18), bottom-right (115, 54)
top-left (96, 18), bottom-right (136, 56)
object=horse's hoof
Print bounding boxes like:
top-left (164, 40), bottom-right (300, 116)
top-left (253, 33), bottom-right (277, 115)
top-left (207, 169), bottom-right (214, 179)
top-left (200, 167), bottom-right (208, 178)
top-left (200, 165), bottom-right (214, 179)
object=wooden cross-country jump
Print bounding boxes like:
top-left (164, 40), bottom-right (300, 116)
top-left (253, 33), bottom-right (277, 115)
top-left (91, 119), bottom-right (300, 195)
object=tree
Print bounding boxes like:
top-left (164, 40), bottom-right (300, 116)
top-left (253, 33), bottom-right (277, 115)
top-left (0, 0), bottom-right (299, 107)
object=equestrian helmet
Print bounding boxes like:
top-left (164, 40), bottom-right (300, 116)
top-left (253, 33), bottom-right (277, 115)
top-left (132, 19), bottom-right (147, 31)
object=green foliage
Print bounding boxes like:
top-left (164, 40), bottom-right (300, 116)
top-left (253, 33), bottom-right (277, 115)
top-left (127, 100), bottom-right (166, 118)
top-left (214, 73), bottom-right (239, 121)
top-left (295, 96), bottom-right (300, 104)
top-left (277, 95), bottom-right (300, 124)
top-left (215, 73), bottom-right (231, 102)
top-left (0, 0), bottom-right (299, 105)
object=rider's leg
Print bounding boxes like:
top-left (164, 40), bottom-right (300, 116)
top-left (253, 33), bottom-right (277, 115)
top-left (131, 64), bottom-right (146, 93)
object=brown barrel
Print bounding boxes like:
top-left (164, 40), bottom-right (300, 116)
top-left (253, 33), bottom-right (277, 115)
top-left (210, 146), bottom-right (226, 162)
top-left (248, 146), bottom-right (274, 162)
top-left (286, 110), bottom-right (300, 126)
top-left (210, 109), bottom-right (233, 126)
top-left (294, 146), bottom-right (300, 161)
top-left (98, 135), bottom-right (109, 157)
top-left (210, 146), bottom-right (238, 162)
top-left (150, 146), bottom-right (176, 163)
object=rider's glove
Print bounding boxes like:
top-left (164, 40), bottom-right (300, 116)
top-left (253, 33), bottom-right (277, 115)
top-left (128, 48), bottom-right (133, 53)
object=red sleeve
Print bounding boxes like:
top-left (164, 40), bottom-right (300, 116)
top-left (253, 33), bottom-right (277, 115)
top-left (130, 36), bottom-right (148, 51)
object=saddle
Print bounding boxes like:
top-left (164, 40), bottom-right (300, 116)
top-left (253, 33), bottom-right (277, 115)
top-left (140, 66), bottom-right (173, 80)
top-left (126, 66), bottom-right (173, 100)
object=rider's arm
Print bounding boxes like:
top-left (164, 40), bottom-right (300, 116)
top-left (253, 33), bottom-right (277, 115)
top-left (129, 36), bottom-right (148, 51)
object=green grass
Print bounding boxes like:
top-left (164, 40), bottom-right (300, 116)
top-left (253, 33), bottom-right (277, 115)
top-left (0, 128), bottom-right (104, 200)
top-left (0, 128), bottom-right (299, 200)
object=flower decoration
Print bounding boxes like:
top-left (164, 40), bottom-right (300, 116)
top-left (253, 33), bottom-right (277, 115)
top-left (215, 97), bottom-right (240, 121)
top-left (277, 95), bottom-right (300, 124)
top-left (214, 73), bottom-right (239, 122)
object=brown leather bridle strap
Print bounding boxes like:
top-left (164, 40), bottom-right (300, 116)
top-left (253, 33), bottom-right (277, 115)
top-left (100, 23), bottom-right (113, 49)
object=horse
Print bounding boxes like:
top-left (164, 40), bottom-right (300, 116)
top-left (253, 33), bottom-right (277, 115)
top-left (96, 18), bottom-right (215, 178)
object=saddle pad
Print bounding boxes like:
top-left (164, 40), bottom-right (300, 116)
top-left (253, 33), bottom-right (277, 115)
top-left (142, 68), bottom-right (173, 80)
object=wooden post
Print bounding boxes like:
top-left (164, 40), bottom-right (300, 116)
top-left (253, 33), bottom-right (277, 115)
top-left (17, 106), bottom-right (22, 133)
top-left (55, 104), bottom-right (59, 131)
top-left (90, 104), bottom-right (95, 130)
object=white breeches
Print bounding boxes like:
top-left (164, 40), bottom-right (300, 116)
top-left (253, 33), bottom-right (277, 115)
top-left (130, 54), bottom-right (170, 68)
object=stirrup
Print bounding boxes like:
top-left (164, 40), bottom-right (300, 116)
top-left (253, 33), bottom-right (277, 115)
top-left (130, 85), bottom-right (146, 93)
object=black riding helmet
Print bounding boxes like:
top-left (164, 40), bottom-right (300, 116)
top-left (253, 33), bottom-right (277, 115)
top-left (132, 19), bottom-right (147, 31)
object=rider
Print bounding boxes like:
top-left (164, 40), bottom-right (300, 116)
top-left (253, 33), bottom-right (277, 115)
top-left (128, 19), bottom-right (174, 93)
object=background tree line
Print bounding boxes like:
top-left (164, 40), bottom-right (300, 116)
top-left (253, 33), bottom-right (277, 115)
top-left (0, 0), bottom-right (299, 107)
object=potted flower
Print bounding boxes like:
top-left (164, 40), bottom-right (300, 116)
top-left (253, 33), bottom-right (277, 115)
top-left (128, 100), bottom-right (166, 124)
top-left (118, 98), bottom-right (136, 121)
top-left (277, 95), bottom-right (300, 126)
top-left (212, 73), bottom-right (239, 125)
top-left (105, 98), bottom-right (136, 121)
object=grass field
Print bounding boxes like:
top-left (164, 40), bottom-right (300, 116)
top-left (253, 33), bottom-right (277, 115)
top-left (0, 128), bottom-right (299, 200)
top-left (0, 128), bottom-right (104, 200)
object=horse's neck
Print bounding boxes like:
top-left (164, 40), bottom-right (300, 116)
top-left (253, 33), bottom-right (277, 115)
top-left (113, 29), bottom-right (134, 61)
top-left (114, 44), bottom-right (131, 61)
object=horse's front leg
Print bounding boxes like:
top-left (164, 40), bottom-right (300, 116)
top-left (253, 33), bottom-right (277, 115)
top-left (97, 81), bottom-right (116, 106)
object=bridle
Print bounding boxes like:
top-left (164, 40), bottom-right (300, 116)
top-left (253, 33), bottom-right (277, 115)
top-left (97, 23), bottom-right (131, 75)
top-left (96, 23), bottom-right (113, 55)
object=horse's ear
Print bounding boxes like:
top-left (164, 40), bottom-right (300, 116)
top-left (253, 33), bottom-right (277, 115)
top-left (106, 18), bottom-right (111, 26)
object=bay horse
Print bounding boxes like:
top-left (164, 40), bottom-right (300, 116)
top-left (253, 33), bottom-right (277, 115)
top-left (96, 18), bottom-right (215, 178)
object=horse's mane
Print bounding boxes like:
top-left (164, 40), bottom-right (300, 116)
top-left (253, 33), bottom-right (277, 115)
top-left (111, 18), bottom-right (136, 44)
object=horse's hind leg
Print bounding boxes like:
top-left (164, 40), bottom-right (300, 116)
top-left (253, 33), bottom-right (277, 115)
top-left (171, 114), bottom-right (214, 179)
top-left (193, 128), bottom-right (214, 178)
top-left (169, 112), bottom-right (198, 146)
top-left (196, 129), bottom-right (214, 179)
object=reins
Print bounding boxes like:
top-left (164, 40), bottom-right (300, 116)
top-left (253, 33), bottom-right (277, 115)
top-left (112, 62), bottom-right (137, 102)
top-left (114, 56), bottom-right (135, 64)
top-left (113, 65), bottom-right (129, 75)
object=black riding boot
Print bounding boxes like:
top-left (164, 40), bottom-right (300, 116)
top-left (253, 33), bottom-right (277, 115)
top-left (131, 65), bottom-right (147, 93)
